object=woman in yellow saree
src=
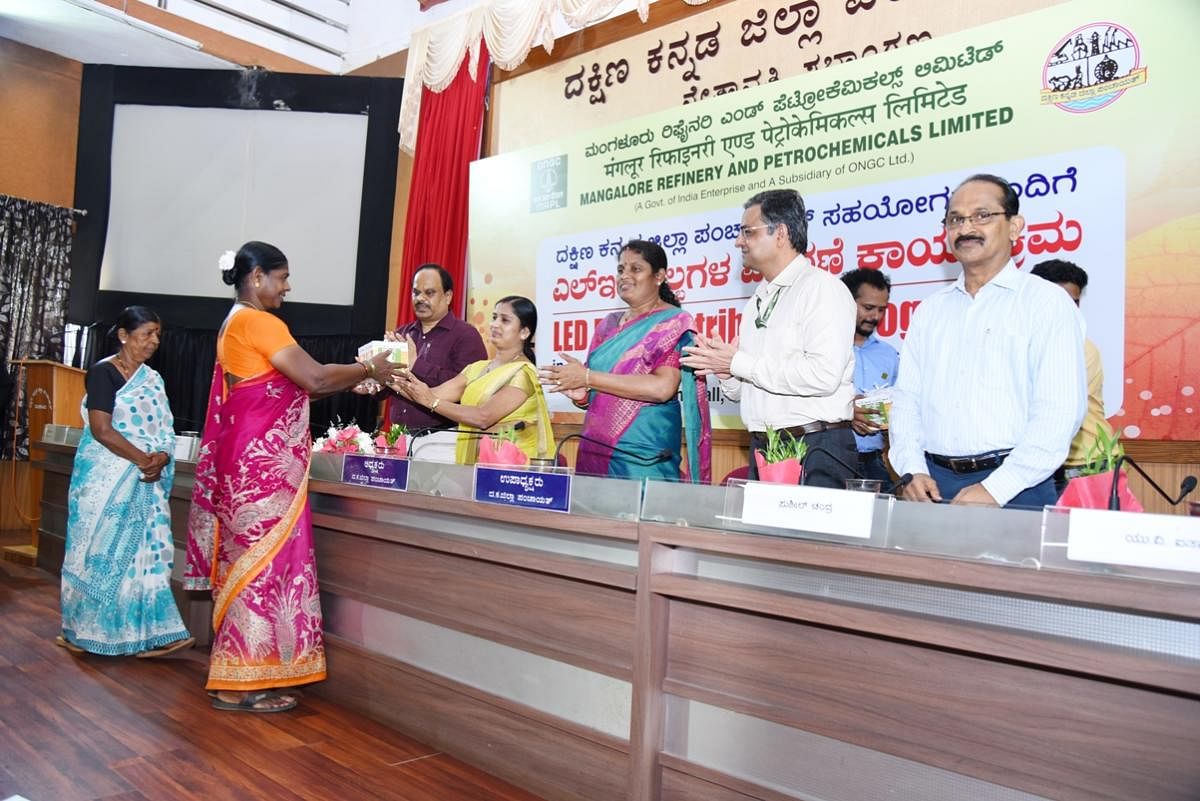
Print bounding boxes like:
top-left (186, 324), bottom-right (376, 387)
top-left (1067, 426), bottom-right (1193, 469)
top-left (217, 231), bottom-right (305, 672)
top-left (392, 296), bottom-right (553, 463)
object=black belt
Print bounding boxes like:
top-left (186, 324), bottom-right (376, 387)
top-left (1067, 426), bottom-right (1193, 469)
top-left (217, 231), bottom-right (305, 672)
top-left (1053, 465), bottom-right (1085, 483)
top-left (926, 449), bottom-right (1012, 474)
top-left (766, 420), bottom-right (852, 437)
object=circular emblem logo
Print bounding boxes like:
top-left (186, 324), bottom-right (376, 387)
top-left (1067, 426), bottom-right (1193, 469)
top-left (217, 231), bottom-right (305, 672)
top-left (1041, 22), bottom-right (1145, 114)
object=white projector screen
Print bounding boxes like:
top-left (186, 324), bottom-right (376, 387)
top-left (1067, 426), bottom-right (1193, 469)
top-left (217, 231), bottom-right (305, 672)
top-left (101, 104), bottom-right (367, 305)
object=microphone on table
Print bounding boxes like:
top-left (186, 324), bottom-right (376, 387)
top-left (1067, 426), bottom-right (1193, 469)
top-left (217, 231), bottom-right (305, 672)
top-left (553, 432), bottom-right (673, 470)
top-left (408, 421), bottom-right (526, 459)
top-left (888, 473), bottom-right (915, 495)
top-left (799, 447), bottom-right (911, 495)
top-left (1107, 455), bottom-right (1197, 511)
top-left (798, 446), bottom-right (867, 487)
top-left (409, 420), bottom-right (526, 439)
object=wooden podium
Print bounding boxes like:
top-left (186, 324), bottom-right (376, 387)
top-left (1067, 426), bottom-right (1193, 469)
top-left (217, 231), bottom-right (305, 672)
top-left (3, 359), bottom-right (85, 563)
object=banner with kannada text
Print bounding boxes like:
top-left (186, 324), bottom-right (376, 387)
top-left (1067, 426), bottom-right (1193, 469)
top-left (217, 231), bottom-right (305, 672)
top-left (492, 0), bottom-right (1062, 153)
top-left (469, 0), bottom-right (1199, 440)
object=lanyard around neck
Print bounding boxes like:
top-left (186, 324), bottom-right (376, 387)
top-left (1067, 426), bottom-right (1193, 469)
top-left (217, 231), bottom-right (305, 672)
top-left (755, 285), bottom-right (784, 329)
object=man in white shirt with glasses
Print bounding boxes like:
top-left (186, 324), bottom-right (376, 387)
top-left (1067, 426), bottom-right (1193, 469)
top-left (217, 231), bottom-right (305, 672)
top-left (682, 189), bottom-right (857, 487)
top-left (888, 174), bottom-right (1086, 508)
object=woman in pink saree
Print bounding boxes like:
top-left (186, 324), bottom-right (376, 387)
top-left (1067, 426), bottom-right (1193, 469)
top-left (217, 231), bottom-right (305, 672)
top-left (541, 240), bottom-right (711, 482)
top-left (186, 241), bottom-right (401, 713)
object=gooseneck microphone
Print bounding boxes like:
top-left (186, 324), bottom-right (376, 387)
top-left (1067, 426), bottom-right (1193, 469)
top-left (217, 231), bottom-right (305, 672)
top-left (408, 420), bottom-right (526, 439)
top-left (888, 473), bottom-right (915, 495)
top-left (798, 446), bottom-right (864, 486)
top-left (408, 421), bottom-right (526, 459)
top-left (553, 433), bottom-right (673, 470)
top-left (1107, 455), bottom-right (1197, 511)
top-left (799, 447), bottom-right (911, 495)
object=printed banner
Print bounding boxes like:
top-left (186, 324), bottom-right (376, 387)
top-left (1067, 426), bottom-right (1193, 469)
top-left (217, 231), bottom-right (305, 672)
top-left (536, 148), bottom-right (1124, 419)
top-left (470, 0), bottom-right (1200, 440)
top-left (493, 0), bottom-right (1060, 152)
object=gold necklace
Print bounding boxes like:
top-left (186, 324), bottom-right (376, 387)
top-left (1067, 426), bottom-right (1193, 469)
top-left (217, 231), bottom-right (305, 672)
top-left (237, 298), bottom-right (265, 311)
top-left (112, 352), bottom-right (136, 379)
top-left (486, 350), bottom-right (524, 373)
top-left (622, 300), bottom-right (661, 325)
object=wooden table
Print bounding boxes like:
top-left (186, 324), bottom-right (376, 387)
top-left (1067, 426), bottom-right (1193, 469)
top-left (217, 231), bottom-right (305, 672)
top-left (35, 442), bottom-right (1200, 801)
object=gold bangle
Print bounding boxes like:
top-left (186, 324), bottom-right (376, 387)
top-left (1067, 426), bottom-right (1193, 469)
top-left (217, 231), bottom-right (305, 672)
top-left (360, 361), bottom-right (372, 378)
top-left (585, 368), bottom-right (590, 390)
top-left (430, 398), bottom-right (440, 411)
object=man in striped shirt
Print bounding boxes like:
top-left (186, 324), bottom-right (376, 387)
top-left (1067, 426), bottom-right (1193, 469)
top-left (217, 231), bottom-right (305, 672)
top-left (888, 174), bottom-right (1086, 509)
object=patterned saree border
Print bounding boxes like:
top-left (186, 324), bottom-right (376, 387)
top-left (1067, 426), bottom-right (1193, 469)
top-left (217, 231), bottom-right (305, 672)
top-left (210, 475), bottom-right (309, 632)
top-left (205, 653), bottom-right (327, 691)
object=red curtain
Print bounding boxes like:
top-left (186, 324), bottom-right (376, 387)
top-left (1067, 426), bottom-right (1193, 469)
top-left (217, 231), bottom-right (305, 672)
top-left (395, 40), bottom-right (491, 325)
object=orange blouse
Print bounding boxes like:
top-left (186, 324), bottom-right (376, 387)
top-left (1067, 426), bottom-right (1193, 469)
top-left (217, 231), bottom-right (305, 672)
top-left (217, 307), bottom-right (297, 379)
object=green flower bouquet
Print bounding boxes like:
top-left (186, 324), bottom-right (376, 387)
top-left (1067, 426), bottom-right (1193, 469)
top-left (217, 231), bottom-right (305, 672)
top-left (1058, 421), bottom-right (1143, 511)
top-left (372, 423), bottom-right (408, 458)
top-left (754, 426), bottom-right (808, 484)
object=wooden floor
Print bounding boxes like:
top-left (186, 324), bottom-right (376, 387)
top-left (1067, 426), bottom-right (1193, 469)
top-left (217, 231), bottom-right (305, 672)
top-left (0, 557), bottom-right (547, 801)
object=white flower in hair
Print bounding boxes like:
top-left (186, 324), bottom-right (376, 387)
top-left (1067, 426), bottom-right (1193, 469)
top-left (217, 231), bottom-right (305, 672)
top-left (217, 250), bottom-right (236, 274)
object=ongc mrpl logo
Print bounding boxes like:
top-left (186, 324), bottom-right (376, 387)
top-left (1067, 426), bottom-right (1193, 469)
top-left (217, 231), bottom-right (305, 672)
top-left (1041, 22), bottom-right (1147, 113)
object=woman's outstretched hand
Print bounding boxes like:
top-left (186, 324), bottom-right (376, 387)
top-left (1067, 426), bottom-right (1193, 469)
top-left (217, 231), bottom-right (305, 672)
top-left (367, 351), bottom-right (404, 386)
top-left (562, 386), bottom-right (588, 404)
top-left (392, 371), bottom-right (436, 408)
top-left (538, 353), bottom-right (588, 392)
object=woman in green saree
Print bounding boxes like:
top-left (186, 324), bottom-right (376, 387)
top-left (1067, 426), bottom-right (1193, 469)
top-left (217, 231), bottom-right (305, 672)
top-left (540, 240), bottom-right (711, 482)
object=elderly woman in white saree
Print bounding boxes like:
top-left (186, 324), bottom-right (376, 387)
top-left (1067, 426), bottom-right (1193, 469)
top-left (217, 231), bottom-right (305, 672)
top-left (58, 306), bottom-right (193, 658)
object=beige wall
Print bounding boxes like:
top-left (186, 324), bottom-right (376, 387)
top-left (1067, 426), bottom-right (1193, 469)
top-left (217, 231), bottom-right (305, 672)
top-left (0, 38), bottom-right (77, 536)
top-left (385, 152), bottom-right (414, 327)
top-left (0, 38), bottom-right (82, 207)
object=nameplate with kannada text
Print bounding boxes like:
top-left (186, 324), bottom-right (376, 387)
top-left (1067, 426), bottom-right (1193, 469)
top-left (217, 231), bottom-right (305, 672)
top-left (474, 466), bottom-right (571, 513)
top-left (742, 482), bottom-right (876, 539)
top-left (1067, 508), bottom-right (1200, 573)
top-left (342, 454), bottom-right (409, 492)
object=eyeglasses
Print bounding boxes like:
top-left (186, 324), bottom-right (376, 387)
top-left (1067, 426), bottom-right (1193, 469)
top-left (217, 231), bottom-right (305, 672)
top-left (738, 223), bottom-right (775, 238)
top-left (942, 210), bottom-right (1010, 229)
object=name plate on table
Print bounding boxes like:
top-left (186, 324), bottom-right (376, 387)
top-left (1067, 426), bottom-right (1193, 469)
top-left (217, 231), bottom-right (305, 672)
top-left (742, 482), bottom-right (876, 539)
top-left (473, 466), bottom-right (571, 513)
top-left (1067, 508), bottom-right (1200, 573)
top-left (341, 454), bottom-right (409, 492)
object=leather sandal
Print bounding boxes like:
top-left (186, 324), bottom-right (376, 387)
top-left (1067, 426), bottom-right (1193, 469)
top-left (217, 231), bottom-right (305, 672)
top-left (136, 636), bottom-right (195, 658)
top-left (55, 634), bottom-right (86, 654)
top-left (211, 690), bottom-right (298, 713)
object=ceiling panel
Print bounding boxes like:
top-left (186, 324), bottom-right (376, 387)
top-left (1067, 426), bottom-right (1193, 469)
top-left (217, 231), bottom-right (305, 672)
top-left (0, 0), bottom-right (238, 69)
